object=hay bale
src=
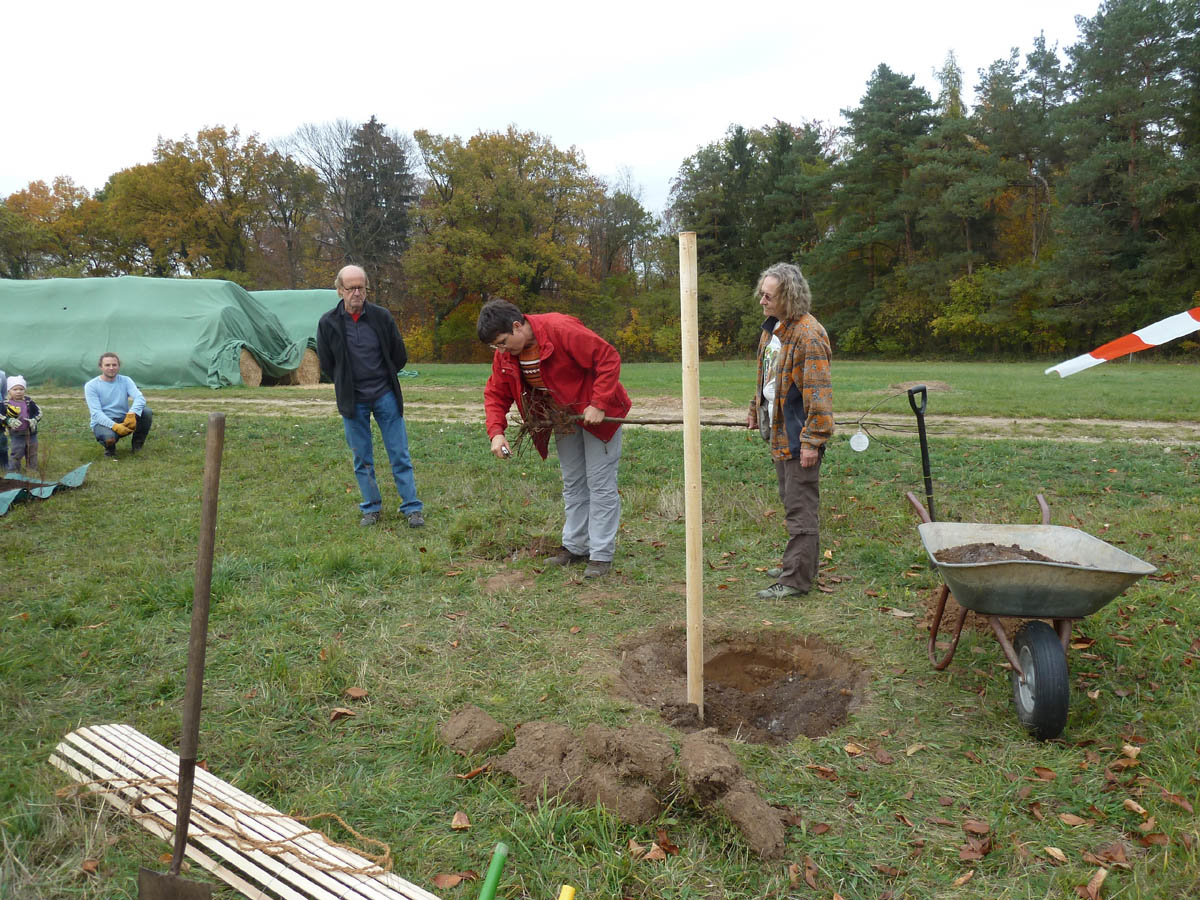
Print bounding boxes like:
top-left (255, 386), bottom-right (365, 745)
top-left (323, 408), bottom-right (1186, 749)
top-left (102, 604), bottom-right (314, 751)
top-left (285, 348), bottom-right (320, 386)
top-left (239, 348), bottom-right (262, 387)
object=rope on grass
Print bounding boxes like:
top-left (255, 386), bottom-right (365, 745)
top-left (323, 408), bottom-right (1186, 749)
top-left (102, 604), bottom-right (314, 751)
top-left (58, 775), bottom-right (393, 875)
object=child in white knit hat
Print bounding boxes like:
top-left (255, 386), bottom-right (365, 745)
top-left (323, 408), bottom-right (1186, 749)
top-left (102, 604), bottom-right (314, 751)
top-left (4, 376), bottom-right (43, 472)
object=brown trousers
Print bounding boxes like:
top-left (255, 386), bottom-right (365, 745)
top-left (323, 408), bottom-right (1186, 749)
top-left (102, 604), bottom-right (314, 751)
top-left (774, 453), bottom-right (822, 592)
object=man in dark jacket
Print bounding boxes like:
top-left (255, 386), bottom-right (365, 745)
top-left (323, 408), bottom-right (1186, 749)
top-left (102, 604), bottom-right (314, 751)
top-left (316, 265), bottom-right (425, 528)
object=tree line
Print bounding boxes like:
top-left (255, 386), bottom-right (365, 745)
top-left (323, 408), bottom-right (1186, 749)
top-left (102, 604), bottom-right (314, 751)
top-left (3, 0), bottom-right (1197, 362)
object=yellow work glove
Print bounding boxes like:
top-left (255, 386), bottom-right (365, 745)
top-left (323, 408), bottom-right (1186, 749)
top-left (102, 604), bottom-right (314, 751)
top-left (112, 422), bottom-right (133, 436)
top-left (122, 412), bottom-right (137, 429)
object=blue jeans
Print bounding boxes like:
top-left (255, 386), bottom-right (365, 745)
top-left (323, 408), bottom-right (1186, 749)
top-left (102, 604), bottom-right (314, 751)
top-left (342, 390), bottom-right (422, 516)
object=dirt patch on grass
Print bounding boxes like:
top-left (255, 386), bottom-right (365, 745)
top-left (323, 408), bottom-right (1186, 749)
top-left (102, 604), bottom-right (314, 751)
top-left (616, 626), bottom-right (868, 744)
top-left (890, 380), bottom-right (952, 393)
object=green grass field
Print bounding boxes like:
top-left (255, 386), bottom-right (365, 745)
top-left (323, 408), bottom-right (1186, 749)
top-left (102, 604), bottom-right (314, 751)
top-left (2, 361), bottom-right (1197, 899)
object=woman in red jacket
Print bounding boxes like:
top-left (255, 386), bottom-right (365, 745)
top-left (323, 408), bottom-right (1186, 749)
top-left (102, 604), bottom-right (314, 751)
top-left (479, 299), bottom-right (631, 579)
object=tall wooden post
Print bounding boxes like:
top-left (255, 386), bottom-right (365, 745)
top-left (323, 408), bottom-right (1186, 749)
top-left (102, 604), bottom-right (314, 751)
top-left (679, 232), bottom-right (703, 719)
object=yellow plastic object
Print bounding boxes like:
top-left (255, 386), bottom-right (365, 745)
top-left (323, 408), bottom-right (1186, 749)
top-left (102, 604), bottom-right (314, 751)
top-left (557, 887), bottom-right (576, 900)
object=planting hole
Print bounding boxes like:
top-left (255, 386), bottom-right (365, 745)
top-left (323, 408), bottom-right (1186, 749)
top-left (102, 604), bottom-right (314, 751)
top-left (617, 627), bottom-right (868, 744)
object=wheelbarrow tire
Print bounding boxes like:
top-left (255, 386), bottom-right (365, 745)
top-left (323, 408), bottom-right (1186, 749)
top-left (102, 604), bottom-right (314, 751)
top-left (1010, 621), bottom-right (1069, 741)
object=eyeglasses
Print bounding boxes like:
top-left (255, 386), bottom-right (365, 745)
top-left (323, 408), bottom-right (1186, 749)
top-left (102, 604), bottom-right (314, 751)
top-left (343, 285), bottom-right (367, 294)
top-left (487, 338), bottom-right (508, 351)
top-left (759, 291), bottom-right (774, 301)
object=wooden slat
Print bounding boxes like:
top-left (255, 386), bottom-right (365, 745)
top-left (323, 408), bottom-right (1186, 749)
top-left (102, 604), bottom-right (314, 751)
top-left (51, 724), bottom-right (442, 900)
top-left (110, 724), bottom-right (430, 900)
top-left (54, 727), bottom-right (307, 900)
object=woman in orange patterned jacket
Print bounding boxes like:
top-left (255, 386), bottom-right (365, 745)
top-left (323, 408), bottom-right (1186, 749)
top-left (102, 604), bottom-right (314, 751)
top-left (746, 263), bottom-right (834, 598)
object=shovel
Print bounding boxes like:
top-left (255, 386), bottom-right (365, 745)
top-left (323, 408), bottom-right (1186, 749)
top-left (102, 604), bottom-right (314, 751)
top-left (906, 385), bottom-right (936, 522)
top-left (139, 413), bottom-right (225, 900)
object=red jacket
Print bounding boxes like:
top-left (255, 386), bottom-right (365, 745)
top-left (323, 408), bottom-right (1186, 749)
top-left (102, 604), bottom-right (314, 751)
top-left (484, 312), bottom-right (631, 459)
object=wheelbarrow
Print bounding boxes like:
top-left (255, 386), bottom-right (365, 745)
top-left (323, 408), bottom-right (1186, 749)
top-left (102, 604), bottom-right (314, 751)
top-left (901, 386), bottom-right (1156, 740)
top-left (906, 495), bottom-right (1156, 740)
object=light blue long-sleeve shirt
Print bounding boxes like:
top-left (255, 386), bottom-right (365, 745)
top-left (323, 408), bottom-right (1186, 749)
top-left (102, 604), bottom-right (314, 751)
top-left (84, 375), bottom-right (146, 429)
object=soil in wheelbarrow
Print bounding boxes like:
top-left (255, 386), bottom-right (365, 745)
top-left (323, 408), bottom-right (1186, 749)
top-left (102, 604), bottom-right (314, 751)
top-left (614, 626), bottom-right (869, 745)
top-left (934, 541), bottom-right (1083, 566)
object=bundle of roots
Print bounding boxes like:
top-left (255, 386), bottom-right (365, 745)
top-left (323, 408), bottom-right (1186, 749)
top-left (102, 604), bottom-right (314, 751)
top-left (510, 390), bottom-right (577, 455)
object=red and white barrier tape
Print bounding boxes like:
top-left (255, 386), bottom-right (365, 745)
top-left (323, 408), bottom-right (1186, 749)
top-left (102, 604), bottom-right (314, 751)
top-left (1046, 307), bottom-right (1200, 377)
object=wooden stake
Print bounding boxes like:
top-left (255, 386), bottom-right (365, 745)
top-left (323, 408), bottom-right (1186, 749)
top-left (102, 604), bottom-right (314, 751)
top-left (678, 232), bottom-right (703, 719)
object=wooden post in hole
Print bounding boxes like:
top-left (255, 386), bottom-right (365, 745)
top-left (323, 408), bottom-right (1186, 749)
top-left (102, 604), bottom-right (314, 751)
top-left (678, 231), bottom-right (703, 719)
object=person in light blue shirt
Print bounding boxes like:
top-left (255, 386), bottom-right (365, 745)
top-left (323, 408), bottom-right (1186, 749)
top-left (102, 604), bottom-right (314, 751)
top-left (83, 352), bottom-right (153, 459)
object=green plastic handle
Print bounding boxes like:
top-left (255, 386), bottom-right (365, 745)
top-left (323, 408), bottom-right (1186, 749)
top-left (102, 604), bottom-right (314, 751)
top-left (476, 842), bottom-right (508, 900)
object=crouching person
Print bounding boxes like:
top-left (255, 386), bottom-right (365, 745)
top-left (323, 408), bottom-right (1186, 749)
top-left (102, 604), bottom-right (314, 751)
top-left (84, 352), bottom-right (152, 459)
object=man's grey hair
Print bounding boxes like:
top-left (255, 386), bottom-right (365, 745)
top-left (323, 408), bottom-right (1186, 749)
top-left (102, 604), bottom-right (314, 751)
top-left (757, 262), bottom-right (812, 319)
top-left (334, 265), bottom-right (370, 291)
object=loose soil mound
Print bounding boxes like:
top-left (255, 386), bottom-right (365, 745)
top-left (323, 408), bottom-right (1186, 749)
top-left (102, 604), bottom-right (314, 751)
top-left (441, 709), bottom-right (790, 857)
top-left (616, 627), bottom-right (867, 745)
top-left (935, 541), bottom-right (1077, 565)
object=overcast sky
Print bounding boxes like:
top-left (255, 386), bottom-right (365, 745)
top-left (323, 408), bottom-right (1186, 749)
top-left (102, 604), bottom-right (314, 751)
top-left (4, 0), bottom-right (1092, 215)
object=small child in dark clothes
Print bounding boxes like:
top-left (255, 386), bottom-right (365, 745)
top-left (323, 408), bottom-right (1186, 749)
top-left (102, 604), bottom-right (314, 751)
top-left (4, 376), bottom-right (42, 472)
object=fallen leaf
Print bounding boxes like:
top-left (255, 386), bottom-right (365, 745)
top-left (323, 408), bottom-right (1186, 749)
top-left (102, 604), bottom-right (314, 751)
top-left (450, 811), bottom-right (470, 830)
top-left (344, 686), bottom-right (368, 701)
top-left (806, 764), bottom-right (839, 781)
top-left (1083, 866), bottom-right (1108, 900)
top-left (1138, 833), bottom-right (1169, 847)
top-left (888, 607), bottom-right (916, 618)
top-left (1033, 766), bottom-right (1057, 781)
top-left (905, 743), bottom-right (926, 756)
top-left (453, 764), bottom-right (489, 780)
top-left (569, 626), bottom-right (581, 634)
top-left (872, 864), bottom-right (903, 877)
top-left (786, 862), bottom-right (801, 886)
top-left (319, 647), bottom-right (329, 661)
top-left (1137, 817), bottom-right (1157, 833)
top-left (1059, 813), bottom-right (1089, 826)
top-left (873, 747), bottom-right (895, 765)
top-left (1121, 743), bottom-right (1141, 759)
top-left (811, 822), bottom-right (830, 835)
top-left (844, 742), bottom-right (866, 756)
top-left (1123, 799), bottom-right (1147, 817)
top-left (329, 707), bottom-right (356, 722)
top-left (1088, 689), bottom-right (1101, 700)
top-left (952, 870), bottom-right (975, 886)
top-left (432, 873), bottom-right (465, 889)
top-left (824, 550), bottom-right (833, 559)
top-left (964, 750), bottom-right (983, 764)
top-left (1045, 846), bottom-right (1068, 863)
top-left (81, 859), bottom-right (99, 874)
top-left (628, 838), bottom-right (646, 858)
top-left (655, 828), bottom-right (680, 856)
top-left (803, 856), bottom-right (819, 889)
top-left (642, 844), bottom-right (667, 861)
top-left (1160, 790), bottom-right (1193, 814)
top-left (963, 820), bottom-right (990, 835)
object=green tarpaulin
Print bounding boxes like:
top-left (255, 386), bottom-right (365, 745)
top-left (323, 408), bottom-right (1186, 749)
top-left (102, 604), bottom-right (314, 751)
top-left (0, 277), bottom-right (306, 388)
top-left (250, 289), bottom-right (337, 351)
top-left (0, 464), bottom-right (91, 516)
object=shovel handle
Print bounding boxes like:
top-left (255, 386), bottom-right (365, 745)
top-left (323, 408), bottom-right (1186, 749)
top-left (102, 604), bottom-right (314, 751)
top-left (906, 386), bottom-right (936, 523)
top-left (171, 413), bottom-right (225, 876)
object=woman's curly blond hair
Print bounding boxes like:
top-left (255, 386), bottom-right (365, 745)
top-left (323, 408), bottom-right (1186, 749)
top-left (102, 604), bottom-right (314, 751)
top-left (756, 262), bottom-right (812, 319)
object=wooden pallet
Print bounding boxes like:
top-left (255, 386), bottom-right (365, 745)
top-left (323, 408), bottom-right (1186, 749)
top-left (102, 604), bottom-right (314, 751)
top-left (50, 723), bottom-right (442, 900)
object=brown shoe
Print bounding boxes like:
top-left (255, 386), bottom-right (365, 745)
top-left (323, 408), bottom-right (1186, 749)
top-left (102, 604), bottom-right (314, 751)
top-left (547, 548), bottom-right (588, 566)
top-left (583, 560), bottom-right (611, 579)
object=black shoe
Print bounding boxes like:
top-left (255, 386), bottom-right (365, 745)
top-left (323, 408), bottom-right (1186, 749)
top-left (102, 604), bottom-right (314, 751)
top-left (407, 512), bottom-right (425, 528)
top-left (104, 447), bottom-right (117, 459)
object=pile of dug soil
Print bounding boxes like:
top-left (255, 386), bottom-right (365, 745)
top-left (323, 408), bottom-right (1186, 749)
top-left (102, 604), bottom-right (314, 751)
top-left (934, 542), bottom-right (1079, 565)
top-left (440, 707), bottom-right (788, 858)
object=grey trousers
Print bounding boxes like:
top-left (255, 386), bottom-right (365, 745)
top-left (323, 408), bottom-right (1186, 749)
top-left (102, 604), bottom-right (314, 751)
top-left (774, 453), bottom-right (822, 591)
top-left (556, 426), bottom-right (622, 562)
